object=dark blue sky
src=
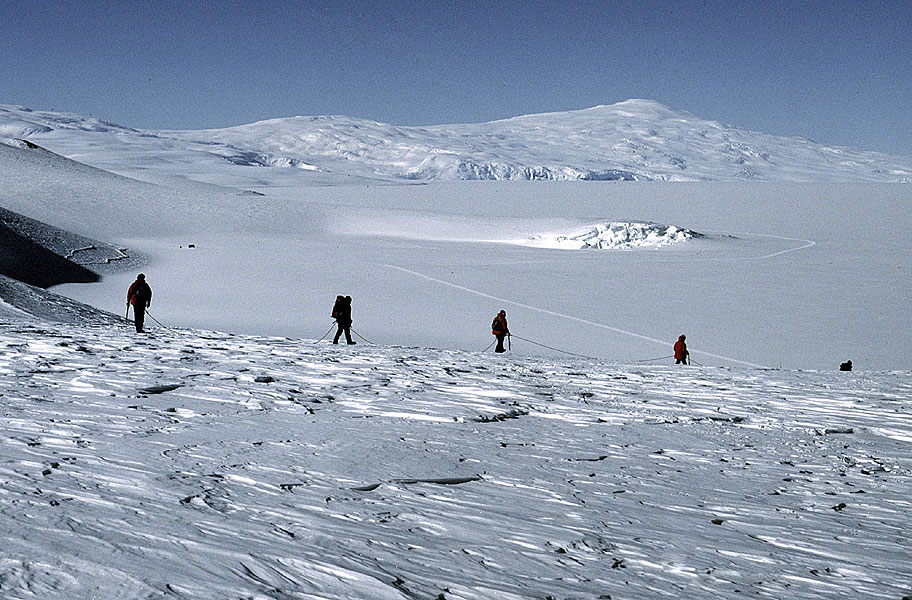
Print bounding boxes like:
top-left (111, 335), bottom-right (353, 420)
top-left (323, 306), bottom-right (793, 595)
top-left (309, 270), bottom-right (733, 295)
top-left (2, 0), bottom-right (910, 155)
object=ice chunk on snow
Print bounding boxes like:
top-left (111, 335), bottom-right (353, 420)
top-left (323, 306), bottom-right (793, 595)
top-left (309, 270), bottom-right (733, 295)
top-left (527, 221), bottom-right (699, 250)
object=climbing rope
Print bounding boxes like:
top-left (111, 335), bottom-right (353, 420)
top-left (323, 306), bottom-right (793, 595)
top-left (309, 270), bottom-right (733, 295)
top-left (636, 355), bottom-right (674, 363)
top-left (313, 322), bottom-right (337, 344)
top-left (144, 310), bottom-right (167, 328)
top-left (351, 328), bottom-right (376, 345)
top-left (509, 334), bottom-right (600, 360)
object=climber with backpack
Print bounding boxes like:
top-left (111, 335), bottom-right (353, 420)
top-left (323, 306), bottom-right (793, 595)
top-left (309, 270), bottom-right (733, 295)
top-left (126, 273), bottom-right (153, 333)
top-left (331, 295), bottom-right (356, 345)
top-left (492, 310), bottom-right (510, 353)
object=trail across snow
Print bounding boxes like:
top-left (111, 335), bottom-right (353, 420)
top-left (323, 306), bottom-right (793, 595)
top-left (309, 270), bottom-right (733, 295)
top-left (1, 322), bottom-right (910, 599)
top-left (383, 264), bottom-right (769, 369)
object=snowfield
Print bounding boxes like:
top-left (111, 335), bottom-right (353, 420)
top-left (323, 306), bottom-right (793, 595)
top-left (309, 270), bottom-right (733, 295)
top-left (0, 100), bottom-right (911, 599)
top-left (1, 321), bottom-right (910, 599)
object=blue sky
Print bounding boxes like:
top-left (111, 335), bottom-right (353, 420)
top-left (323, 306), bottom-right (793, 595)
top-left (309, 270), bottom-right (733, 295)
top-left (2, 0), bottom-right (910, 155)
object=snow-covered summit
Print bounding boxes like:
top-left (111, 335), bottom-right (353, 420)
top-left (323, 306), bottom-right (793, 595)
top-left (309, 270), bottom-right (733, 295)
top-left (0, 104), bottom-right (137, 137)
top-left (2, 100), bottom-right (911, 184)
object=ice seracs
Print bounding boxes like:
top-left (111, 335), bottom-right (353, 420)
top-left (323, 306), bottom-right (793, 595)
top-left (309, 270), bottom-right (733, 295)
top-left (527, 222), bottom-right (699, 250)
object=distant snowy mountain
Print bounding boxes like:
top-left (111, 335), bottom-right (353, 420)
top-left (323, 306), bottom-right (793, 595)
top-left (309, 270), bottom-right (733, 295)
top-left (2, 100), bottom-right (911, 183)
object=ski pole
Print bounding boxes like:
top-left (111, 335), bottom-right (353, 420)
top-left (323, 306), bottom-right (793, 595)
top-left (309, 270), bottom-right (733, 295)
top-left (483, 339), bottom-right (496, 352)
top-left (125, 303), bottom-right (131, 323)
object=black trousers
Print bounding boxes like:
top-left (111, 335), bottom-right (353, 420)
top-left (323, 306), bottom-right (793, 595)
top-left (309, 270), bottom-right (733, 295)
top-left (494, 333), bottom-right (507, 352)
top-left (333, 321), bottom-right (353, 344)
top-left (133, 304), bottom-right (145, 332)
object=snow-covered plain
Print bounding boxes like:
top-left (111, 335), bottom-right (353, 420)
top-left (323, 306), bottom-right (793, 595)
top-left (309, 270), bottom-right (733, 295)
top-left (0, 122), bottom-right (909, 370)
top-left (2, 321), bottom-right (910, 599)
top-left (0, 101), bottom-right (911, 598)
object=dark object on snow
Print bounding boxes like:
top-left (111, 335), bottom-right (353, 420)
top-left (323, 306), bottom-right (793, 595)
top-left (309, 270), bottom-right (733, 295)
top-left (674, 334), bottom-right (690, 365)
top-left (491, 310), bottom-right (510, 353)
top-left (840, 360), bottom-right (852, 371)
top-left (127, 273), bottom-right (152, 333)
top-left (138, 383), bottom-right (182, 395)
top-left (823, 427), bottom-right (854, 435)
top-left (392, 476), bottom-right (482, 486)
top-left (331, 295), bottom-right (355, 345)
top-left (351, 483), bottom-right (382, 492)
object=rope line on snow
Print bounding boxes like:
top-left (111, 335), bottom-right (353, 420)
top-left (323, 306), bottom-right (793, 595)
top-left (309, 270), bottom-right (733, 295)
top-left (382, 263), bottom-right (769, 369)
top-left (636, 355), bottom-right (675, 363)
top-left (351, 328), bottom-right (376, 346)
top-left (144, 310), bottom-right (167, 328)
top-left (314, 323), bottom-right (336, 344)
top-left (510, 334), bottom-right (600, 360)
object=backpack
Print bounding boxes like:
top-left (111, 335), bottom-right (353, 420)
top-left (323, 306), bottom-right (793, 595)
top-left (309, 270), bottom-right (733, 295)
top-left (492, 315), bottom-right (504, 333)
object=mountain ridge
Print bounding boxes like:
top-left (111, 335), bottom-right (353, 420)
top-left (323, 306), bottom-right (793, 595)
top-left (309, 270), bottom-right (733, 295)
top-left (2, 100), bottom-right (910, 183)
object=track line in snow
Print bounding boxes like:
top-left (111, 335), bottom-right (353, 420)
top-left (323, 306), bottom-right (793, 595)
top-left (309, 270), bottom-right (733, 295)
top-left (720, 231), bottom-right (817, 260)
top-left (610, 231), bottom-right (817, 264)
top-left (383, 264), bottom-right (768, 369)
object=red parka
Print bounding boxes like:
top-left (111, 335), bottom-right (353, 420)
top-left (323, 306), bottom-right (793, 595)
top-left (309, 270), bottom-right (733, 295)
top-left (492, 312), bottom-right (509, 335)
top-left (674, 335), bottom-right (688, 360)
top-left (127, 279), bottom-right (152, 307)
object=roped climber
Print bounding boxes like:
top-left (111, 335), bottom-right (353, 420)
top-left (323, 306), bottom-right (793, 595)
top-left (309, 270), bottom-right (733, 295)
top-left (492, 309), bottom-right (510, 353)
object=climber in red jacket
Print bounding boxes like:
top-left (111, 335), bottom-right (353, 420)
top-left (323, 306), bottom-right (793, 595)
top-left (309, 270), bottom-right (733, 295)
top-left (674, 334), bottom-right (689, 365)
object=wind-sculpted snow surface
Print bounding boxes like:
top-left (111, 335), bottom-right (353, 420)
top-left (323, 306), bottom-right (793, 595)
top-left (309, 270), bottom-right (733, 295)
top-left (1, 322), bottom-right (910, 599)
top-left (3, 100), bottom-right (912, 183)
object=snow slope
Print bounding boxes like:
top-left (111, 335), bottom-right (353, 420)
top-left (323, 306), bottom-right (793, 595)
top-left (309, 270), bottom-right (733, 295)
top-left (3, 100), bottom-right (912, 184)
top-left (1, 100), bottom-right (911, 599)
top-left (1, 133), bottom-right (910, 370)
top-left (0, 275), bottom-right (123, 325)
top-left (1, 320), bottom-right (910, 599)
